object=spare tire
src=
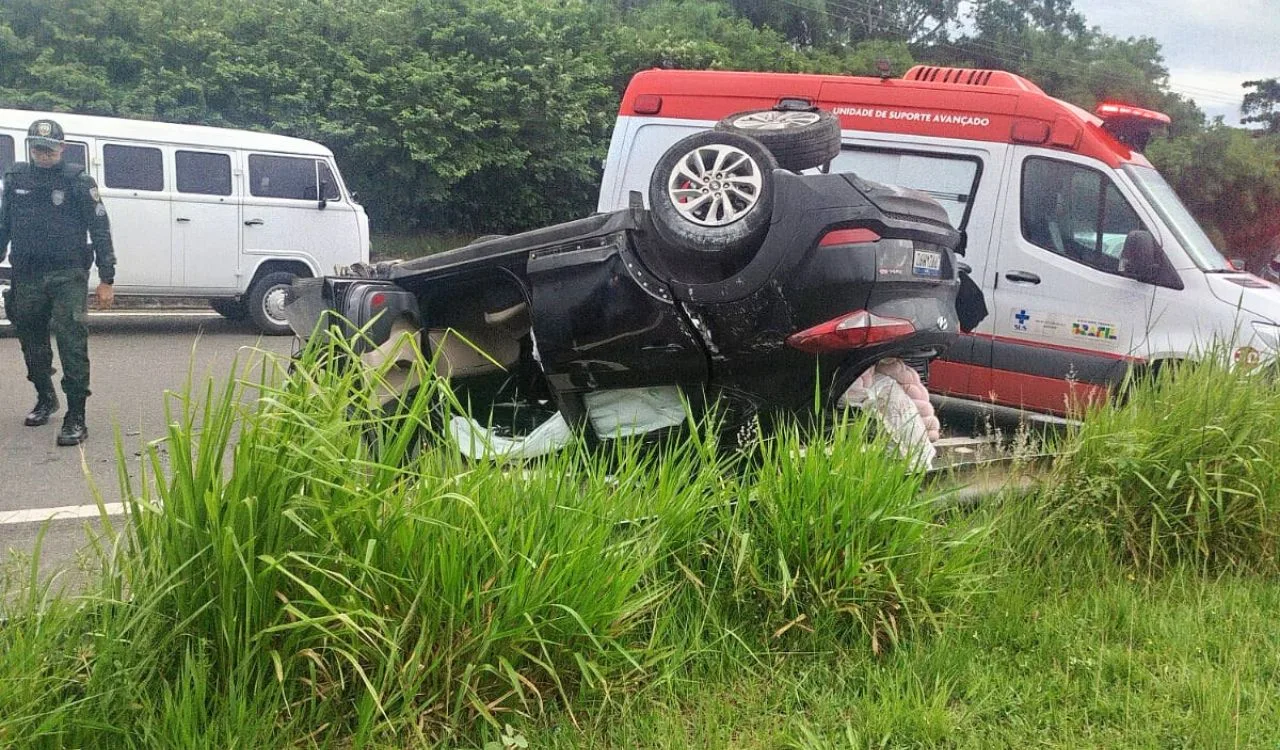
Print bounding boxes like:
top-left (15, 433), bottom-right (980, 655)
top-left (648, 131), bottom-right (778, 268)
top-left (714, 108), bottom-right (841, 172)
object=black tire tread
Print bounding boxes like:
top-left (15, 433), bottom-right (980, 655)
top-left (247, 271), bottom-right (300, 336)
top-left (714, 108), bottom-right (842, 171)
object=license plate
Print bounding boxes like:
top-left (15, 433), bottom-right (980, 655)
top-left (912, 249), bottom-right (942, 278)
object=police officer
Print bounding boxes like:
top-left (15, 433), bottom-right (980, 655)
top-left (0, 118), bottom-right (116, 446)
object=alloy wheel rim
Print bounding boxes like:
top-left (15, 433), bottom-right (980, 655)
top-left (730, 110), bottom-right (821, 131)
top-left (667, 144), bottom-right (763, 227)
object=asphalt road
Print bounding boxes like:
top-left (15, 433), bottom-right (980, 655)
top-left (0, 312), bottom-right (293, 582)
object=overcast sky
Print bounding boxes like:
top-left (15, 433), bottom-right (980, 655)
top-left (1072, 0), bottom-right (1279, 125)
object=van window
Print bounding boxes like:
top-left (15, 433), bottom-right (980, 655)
top-left (0, 135), bottom-right (14, 174)
top-left (318, 161), bottom-right (340, 201)
top-left (1021, 157), bottom-right (1144, 273)
top-left (176, 151), bottom-right (232, 196)
top-left (249, 154), bottom-right (336, 201)
top-left (104, 144), bottom-right (164, 191)
top-left (829, 149), bottom-right (980, 229)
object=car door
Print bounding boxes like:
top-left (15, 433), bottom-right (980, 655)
top-left (242, 153), bottom-right (361, 282)
top-left (172, 148), bottom-right (241, 291)
top-left (987, 148), bottom-right (1156, 414)
top-left (97, 140), bottom-right (172, 290)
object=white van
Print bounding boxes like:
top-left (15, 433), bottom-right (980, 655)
top-left (0, 109), bottom-right (369, 335)
top-left (599, 67), bottom-right (1280, 416)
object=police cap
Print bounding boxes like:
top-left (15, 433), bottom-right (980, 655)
top-left (27, 119), bottom-right (65, 150)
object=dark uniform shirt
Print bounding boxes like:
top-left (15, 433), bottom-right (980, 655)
top-left (0, 161), bottom-right (115, 284)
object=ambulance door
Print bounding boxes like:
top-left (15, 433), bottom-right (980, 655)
top-left (988, 148), bottom-right (1156, 414)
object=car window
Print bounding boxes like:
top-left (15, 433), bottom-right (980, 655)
top-left (104, 144), bottom-right (164, 191)
top-left (249, 154), bottom-right (333, 201)
top-left (0, 135), bottom-right (14, 174)
top-left (176, 150), bottom-right (233, 196)
top-left (1021, 157), bottom-right (1145, 273)
top-left (828, 149), bottom-right (981, 229)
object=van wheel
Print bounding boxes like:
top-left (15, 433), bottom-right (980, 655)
top-left (648, 131), bottom-right (778, 267)
top-left (247, 271), bottom-right (300, 336)
top-left (714, 108), bottom-right (841, 172)
top-left (210, 298), bottom-right (248, 321)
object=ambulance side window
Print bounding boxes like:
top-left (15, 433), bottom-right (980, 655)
top-left (828, 149), bottom-right (980, 230)
top-left (1021, 157), bottom-right (1144, 274)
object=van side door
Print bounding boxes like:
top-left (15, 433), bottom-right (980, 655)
top-left (988, 148), bottom-right (1156, 414)
top-left (172, 148), bottom-right (241, 292)
top-left (97, 140), bottom-right (172, 290)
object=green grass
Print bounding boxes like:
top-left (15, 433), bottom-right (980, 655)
top-left (371, 232), bottom-right (481, 262)
top-left (3, 338), bottom-right (1280, 748)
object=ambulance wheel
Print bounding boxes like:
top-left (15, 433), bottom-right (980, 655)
top-left (714, 108), bottom-right (841, 172)
top-left (210, 298), bottom-right (248, 321)
top-left (648, 130), bottom-right (778, 267)
top-left (247, 271), bottom-right (300, 336)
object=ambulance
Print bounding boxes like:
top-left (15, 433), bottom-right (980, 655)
top-left (596, 66), bottom-right (1280, 416)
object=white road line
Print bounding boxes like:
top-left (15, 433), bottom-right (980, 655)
top-left (0, 503), bottom-right (127, 526)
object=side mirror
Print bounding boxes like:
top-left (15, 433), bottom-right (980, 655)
top-left (1230, 257), bottom-right (1248, 272)
top-left (1119, 230), bottom-right (1169, 285)
top-left (318, 179), bottom-right (331, 210)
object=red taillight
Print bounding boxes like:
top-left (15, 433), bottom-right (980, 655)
top-left (819, 228), bottom-right (880, 246)
top-left (633, 94), bottom-right (663, 115)
top-left (370, 292), bottom-right (386, 308)
top-left (785, 310), bottom-right (916, 353)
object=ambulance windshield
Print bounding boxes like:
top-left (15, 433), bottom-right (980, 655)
top-left (1125, 165), bottom-right (1232, 271)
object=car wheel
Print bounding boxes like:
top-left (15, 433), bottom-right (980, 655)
top-left (647, 130), bottom-right (778, 267)
top-left (247, 271), bottom-right (300, 336)
top-left (209, 298), bottom-right (248, 321)
top-left (714, 108), bottom-right (841, 172)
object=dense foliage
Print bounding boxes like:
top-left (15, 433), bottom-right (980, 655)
top-left (1, 0), bottom-right (1275, 258)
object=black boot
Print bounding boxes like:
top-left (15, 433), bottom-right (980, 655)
top-left (24, 391), bottom-right (59, 427)
top-left (57, 397), bottom-right (88, 446)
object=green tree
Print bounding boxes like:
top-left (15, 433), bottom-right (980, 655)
top-left (1242, 78), bottom-right (1280, 134)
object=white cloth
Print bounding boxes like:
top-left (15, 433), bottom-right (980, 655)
top-left (839, 359), bottom-right (938, 471)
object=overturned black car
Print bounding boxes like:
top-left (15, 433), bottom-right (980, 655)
top-left (285, 116), bottom-right (962, 459)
